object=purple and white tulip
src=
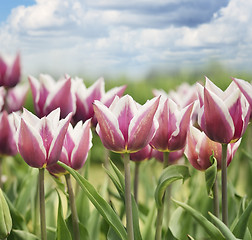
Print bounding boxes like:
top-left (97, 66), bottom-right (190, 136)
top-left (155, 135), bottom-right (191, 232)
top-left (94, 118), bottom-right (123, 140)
top-left (150, 97), bottom-right (194, 152)
top-left (14, 108), bottom-right (72, 168)
top-left (197, 77), bottom-right (250, 144)
top-left (29, 74), bottom-right (76, 118)
top-left (93, 95), bottom-right (160, 153)
top-left (185, 126), bottom-right (241, 171)
top-left (47, 119), bottom-right (93, 176)
top-left (0, 53), bottom-right (21, 88)
top-left (233, 77), bottom-right (252, 107)
top-left (0, 111), bottom-right (17, 156)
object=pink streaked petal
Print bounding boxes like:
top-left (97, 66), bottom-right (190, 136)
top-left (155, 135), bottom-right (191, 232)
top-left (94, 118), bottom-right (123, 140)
top-left (18, 118), bottom-right (46, 168)
top-left (94, 101), bottom-right (125, 152)
top-left (127, 96), bottom-right (160, 152)
top-left (101, 85), bottom-right (127, 107)
top-left (71, 120), bottom-right (92, 170)
top-left (22, 108), bottom-right (40, 127)
top-left (233, 77), bottom-right (252, 105)
top-left (8, 53), bottom-right (21, 87)
top-left (47, 112), bottom-right (72, 166)
top-left (168, 102), bottom-right (194, 151)
top-left (223, 81), bottom-right (239, 100)
top-left (204, 88), bottom-right (234, 143)
top-left (109, 95), bottom-right (120, 111)
top-left (196, 83), bottom-right (204, 107)
top-left (227, 139), bottom-right (241, 166)
top-left (0, 58), bottom-right (7, 85)
top-left (205, 77), bottom-right (224, 99)
top-left (152, 89), bottom-right (168, 98)
top-left (39, 117), bottom-right (54, 155)
top-left (149, 98), bottom-right (169, 151)
top-left (46, 108), bottom-right (61, 130)
top-left (113, 95), bottom-right (138, 142)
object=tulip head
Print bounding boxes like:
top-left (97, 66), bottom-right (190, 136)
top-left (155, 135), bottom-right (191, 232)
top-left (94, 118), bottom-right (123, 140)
top-left (14, 108), bottom-right (72, 168)
top-left (29, 74), bottom-right (76, 118)
top-left (93, 95), bottom-right (160, 153)
top-left (0, 53), bottom-right (21, 88)
top-left (150, 97), bottom-right (194, 152)
top-left (185, 126), bottom-right (241, 171)
top-left (47, 119), bottom-right (93, 176)
top-left (0, 111), bottom-right (17, 156)
top-left (197, 77), bottom-right (250, 144)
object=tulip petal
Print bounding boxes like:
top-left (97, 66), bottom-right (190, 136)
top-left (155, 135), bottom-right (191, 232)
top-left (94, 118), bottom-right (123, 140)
top-left (233, 77), bottom-right (252, 105)
top-left (8, 53), bottom-right (21, 87)
top-left (101, 85), bottom-right (127, 107)
top-left (0, 58), bottom-right (7, 86)
top-left (203, 88), bottom-right (234, 143)
top-left (94, 101), bottom-right (125, 152)
top-left (17, 118), bottom-right (46, 168)
top-left (128, 96), bottom-right (160, 152)
top-left (205, 77), bottom-right (224, 98)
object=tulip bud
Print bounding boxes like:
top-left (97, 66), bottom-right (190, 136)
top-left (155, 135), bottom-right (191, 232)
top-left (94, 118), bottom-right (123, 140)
top-left (0, 189), bottom-right (12, 239)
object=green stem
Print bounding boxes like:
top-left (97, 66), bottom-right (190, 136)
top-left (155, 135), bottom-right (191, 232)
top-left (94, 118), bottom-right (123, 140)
top-left (39, 168), bottom-right (47, 240)
top-left (134, 162), bottom-right (140, 204)
top-left (213, 174), bottom-right (219, 218)
top-left (65, 174), bottom-right (80, 240)
top-left (0, 157), bottom-right (2, 188)
top-left (155, 152), bottom-right (169, 240)
top-left (221, 143), bottom-right (228, 226)
top-left (123, 153), bottom-right (134, 240)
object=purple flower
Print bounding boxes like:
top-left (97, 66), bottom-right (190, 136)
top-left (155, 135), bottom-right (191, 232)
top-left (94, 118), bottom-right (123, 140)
top-left (0, 111), bottom-right (17, 156)
top-left (93, 95), bottom-right (160, 153)
top-left (185, 126), bottom-right (241, 171)
top-left (130, 144), bottom-right (153, 162)
top-left (47, 119), bottom-right (93, 176)
top-left (233, 77), bottom-right (252, 106)
top-left (197, 77), bottom-right (250, 144)
top-left (0, 53), bottom-right (21, 88)
top-left (72, 77), bottom-right (126, 124)
top-left (14, 108), bottom-right (72, 168)
top-left (152, 148), bottom-right (184, 164)
top-left (29, 74), bottom-right (76, 118)
top-left (150, 96), bottom-right (194, 152)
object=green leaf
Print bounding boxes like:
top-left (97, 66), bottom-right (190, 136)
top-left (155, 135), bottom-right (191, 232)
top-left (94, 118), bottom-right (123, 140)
top-left (142, 202), bottom-right (156, 240)
top-left (56, 191), bottom-right (72, 240)
top-left (172, 199), bottom-right (225, 240)
top-left (155, 165), bottom-right (190, 209)
top-left (79, 222), bottom-right (90, 240)
top-left (57, 162), bottom-right (127, 240)
top-left (107, 227), bottom-right (122, 240)
top-left (11, 229), bottom-right (39, 240)
top-left (233, 200), bottom-right (252, 239)
top-left (205, 156), bottom-right (217, 198)
top-left (208, 212), bottom-right (237, 240)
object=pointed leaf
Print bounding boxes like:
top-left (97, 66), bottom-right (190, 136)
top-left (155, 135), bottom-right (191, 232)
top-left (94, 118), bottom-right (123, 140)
top-left (205, 156), bottom-right (217, 198)
top-left (173, 199), bottom-right (225, 240)
top-left (155, 165), bottom-right (190, 209)
top-left (233, 200), bottom-right (252, 239)
top-left (57, 161), bottom-right (127, 240)
top-left (142, 202), bottom-right (156, 240)
top-left (208, 212), bottom-right (237, 240)
top-left (11, 229), bottom-right (39, 240)
top-left (56, 191), bottom-right (72, 240)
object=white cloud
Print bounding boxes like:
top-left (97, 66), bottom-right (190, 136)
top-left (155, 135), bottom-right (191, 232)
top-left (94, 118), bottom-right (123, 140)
top-left (0, 0), bottom-right (252, 77)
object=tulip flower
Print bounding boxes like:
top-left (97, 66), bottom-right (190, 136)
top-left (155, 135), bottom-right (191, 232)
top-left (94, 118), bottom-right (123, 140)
top-left (150, 97), bottom-right (194, 153)
top-left (185, 126), bottom-right (240, 171)
top-left (73, 76), bottom-right (126, 124)
top-left (0, 89), bottom-right (3, 112)
top-left (3, 84), bottom-right (29, 113)
top-left (14, 108), bottom-right (72, 168)
top-left (93, 95), bottom-right (160, 153)
top-left (47, 119), bottom-right (93, 176)
top-left (0, 53), bottom-right (21, 88)
top-left (29, 74), bottom-right (76, 118)
top-left (152, 148), bottom-right (184, 164)
top-left (197, 77), bottom-right (250, 144)
top-left (0, 111), bottom-right (17, 156)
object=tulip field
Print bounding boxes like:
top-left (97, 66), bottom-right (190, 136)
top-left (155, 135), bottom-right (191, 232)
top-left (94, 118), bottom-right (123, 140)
top-left (1, 54), bottom-right (252, 240)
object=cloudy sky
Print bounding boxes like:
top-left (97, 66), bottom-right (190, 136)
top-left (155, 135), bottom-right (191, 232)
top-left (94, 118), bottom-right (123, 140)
top-left (0, 0), bottom-right (252, 78)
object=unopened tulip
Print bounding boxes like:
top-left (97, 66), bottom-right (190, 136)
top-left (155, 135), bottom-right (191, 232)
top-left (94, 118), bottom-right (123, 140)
top-left (93, 95), bottom-right (160, 153)
top-left (73, 77), bottom-right (126, 124)
top-left (0, 111), bottom-right (17, 156)
top-left (185, 126), bottom-right (241, 171)
top-left (14, 108), bottom-right (72, 168)
top-left (197, 77), bottom-right (250, 144)
top-left (29, 74), bottom-right (76, 118)
top-left (0, 53), bottom-right (21, 88)
top-left (47, 119), bottom-right (92, 176)
top-left (150, 97), bottom-right (194, 152)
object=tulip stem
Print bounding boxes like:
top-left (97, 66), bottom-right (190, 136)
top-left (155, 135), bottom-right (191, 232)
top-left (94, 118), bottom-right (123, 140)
top-left (155, 152), bottom-right (170, 240)
top-left (221, 143), bottom-right (228, 226)
top-left (0, 157), bottom-right (2, 188)
top-left (134, 162), bottom-right (140, 204)
top-left (65, 174), bottom-right (80, 240)
top-left (39, 168), bottom-right (47, 240)
top-left (123, 153), bottom-right (134, 240)
top-left (213, 174), bottom-right (219, 218)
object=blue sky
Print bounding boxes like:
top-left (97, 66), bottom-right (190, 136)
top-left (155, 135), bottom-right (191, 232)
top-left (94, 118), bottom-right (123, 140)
top-left (0, 0), bottom-right (252, 78)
